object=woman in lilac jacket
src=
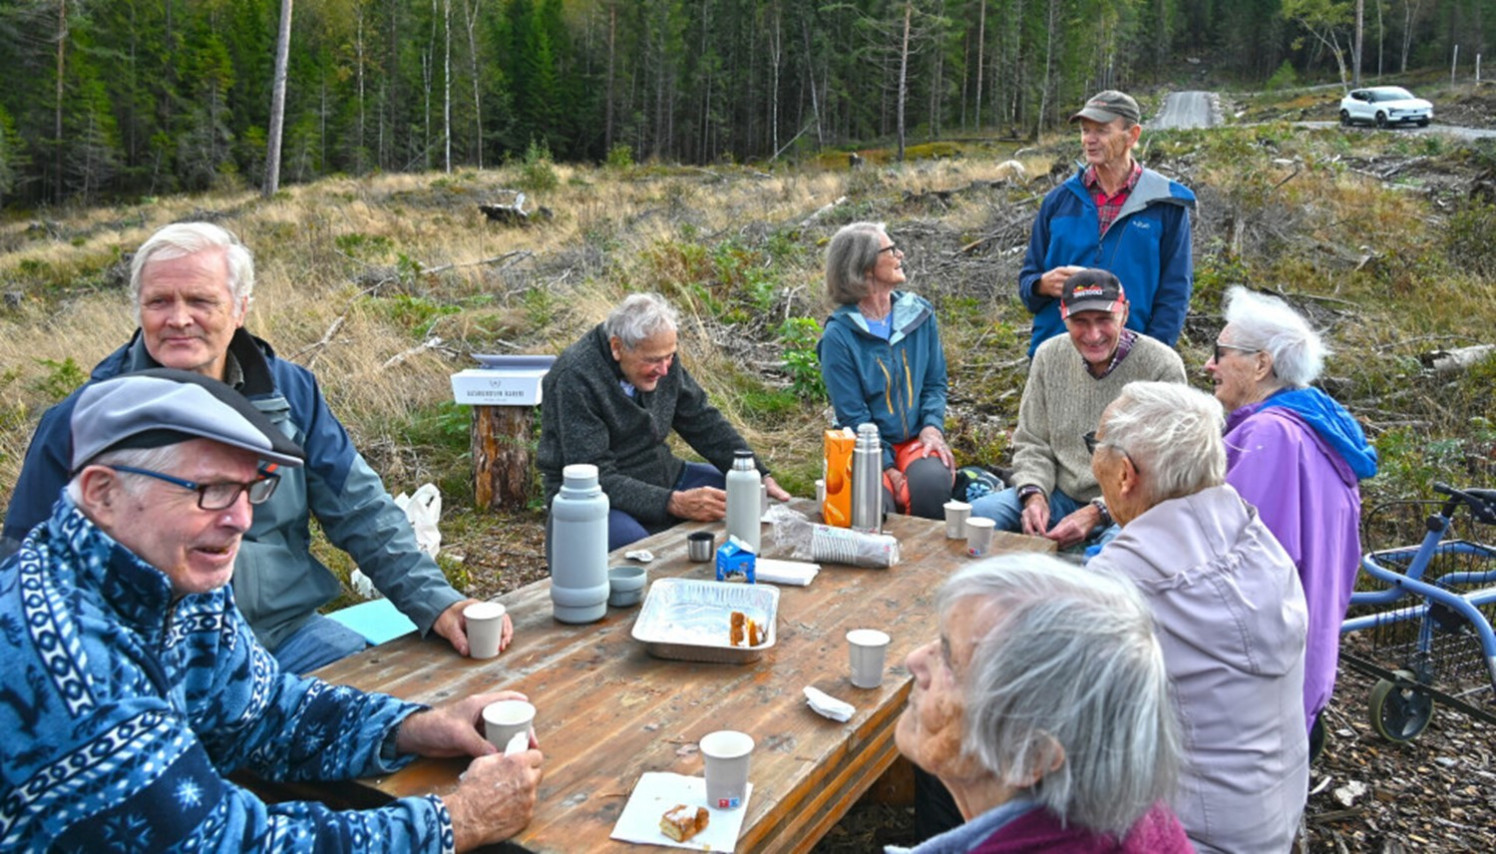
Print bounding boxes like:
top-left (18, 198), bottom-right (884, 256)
top-left (1208, 286), bottom-right (1378, 748)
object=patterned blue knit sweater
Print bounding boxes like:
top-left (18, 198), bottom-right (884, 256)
top-left (0, 497), bottom-right (455, 852)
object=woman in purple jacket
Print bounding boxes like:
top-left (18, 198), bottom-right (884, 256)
top-left (1208, 286), bottom-right (1378, 751)
top-left (888, 555), bottom-right (1192, 854)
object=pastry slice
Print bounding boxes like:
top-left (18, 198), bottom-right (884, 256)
top-left (660, 803), bottom-right (709, 841)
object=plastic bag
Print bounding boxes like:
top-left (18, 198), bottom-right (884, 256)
top-left (766, 503), bottom-right (900, 568)
top-left (352, 483), bottom-right (443, 600)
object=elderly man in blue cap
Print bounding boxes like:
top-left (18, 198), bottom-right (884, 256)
top-left (0, 370), bottom-right (542, 852)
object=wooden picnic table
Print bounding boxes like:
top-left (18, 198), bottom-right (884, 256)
top-left (310, 501), bottom-right (1053, 852)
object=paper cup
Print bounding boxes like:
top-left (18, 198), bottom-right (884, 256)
top-left (700, 730), bottom-right (755, 810)
top-left (847, 628), bottom-right (891, 689)
top-left (944, 500), bottom-right (971, 539)
top-left (815, 478), bottom-right (827, 506)
top-left (464, 601), bottom-right (506, 659)
top-left (965, 517), bottom-right (996, 557)
top-left (482, 699), bottom-right (536, 750)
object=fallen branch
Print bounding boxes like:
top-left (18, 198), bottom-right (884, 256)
top-left (421, 249), bottom-right (533, 276)
top-left (799, 196), bottom-right (848, 228)
top-left (382, 336), bottom-right (446, 370)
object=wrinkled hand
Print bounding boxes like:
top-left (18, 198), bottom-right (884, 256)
top-left (1020, 492), bottom-right (1051, 537)
top-left (762, 475), bottom-right (792, 502)
top-left (884, 467), bottom-right (907, 504)
top-left (1038, 265), bottom-right (1086, 298)
top-left (917, 426), bottom-right (956, 471)
top-left (667, 486), bottom-right (728, 521)
top-left (1044, 504), bottom-right (1102, 549)
top-left (445, 748), bottom-right (544, 852)
top-left (433, 599), bottom-right (513, 658)
top-left (394, 691), bottom-right (529, 759)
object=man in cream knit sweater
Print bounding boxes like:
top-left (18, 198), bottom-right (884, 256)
top-left (971, 270), bottom-right (1186, 548)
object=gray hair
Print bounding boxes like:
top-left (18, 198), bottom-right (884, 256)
top-left (942, 555), bottom-right (1179, 838)
top-left (604, 293), bottom-right (679, 350)
top-left (131, 222), bottom-right (255, 324)
top-left (1099, 381), bottom-right (1225, 504)
top-left (66, 444), bottom-right (188, 505)
top-left (824, 221), bottom-right (887, 304)
top-left (1221, 286), bottom-right (1326, 387)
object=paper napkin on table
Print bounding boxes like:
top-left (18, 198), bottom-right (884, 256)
top-left (755, 558), bottom-right (820, 586)
top-left (804, 686), bottom-right (854, 722)
top-left (610, 772), bottom-right (752, 852)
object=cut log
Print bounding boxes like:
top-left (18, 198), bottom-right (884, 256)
top-left (1425, 344), bottom-right (1496, 374)
top-left (472, 405), bottom-right (536, 509)
top-left (479, 190), bottom-right (554, 226)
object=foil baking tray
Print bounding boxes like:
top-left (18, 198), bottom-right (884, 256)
top-left (631, 578), bottom-right (779, 663)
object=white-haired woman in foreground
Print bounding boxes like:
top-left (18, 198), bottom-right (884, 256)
top-left (888, 554), bottom-right (1192, 853)
top-left (1088, 380), bottom-right (1309, 854)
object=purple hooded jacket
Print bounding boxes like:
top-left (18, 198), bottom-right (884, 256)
top-left (1224, 387), bottom-right (1377, 730)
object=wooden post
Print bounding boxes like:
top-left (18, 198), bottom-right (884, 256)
top-left (471, 404), bottom-right (536, 509)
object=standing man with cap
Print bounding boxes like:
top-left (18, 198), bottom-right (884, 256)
top-left (0, 370), bottom-right (543, 852)
top-left (1017, 90), bottom-right (1197, 357)
top-left (970, 270), bottom-right (1186, 547)
top-left (2, 222), bottom-right (500, 673)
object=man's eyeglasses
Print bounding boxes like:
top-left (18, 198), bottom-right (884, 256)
top-left (1213, 342), bottom-right (1259, 364)
top-left (1083, 431), bottom-right (1140, 474)
top-left (1083, 431), bottom-right (1101, 455)
top-left (109, 465), bottom-right (281, 510)
top-left (878, 243), bottom-right (899, 255)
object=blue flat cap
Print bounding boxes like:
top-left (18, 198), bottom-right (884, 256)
top-left (71, 369), bottom-right (305, 471)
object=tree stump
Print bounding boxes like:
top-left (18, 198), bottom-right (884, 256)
top-left (472, 405), bottom-right (536, 509)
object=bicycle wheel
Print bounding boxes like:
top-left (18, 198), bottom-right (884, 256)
top-left (1369, 670), bottom-right (1435, 742)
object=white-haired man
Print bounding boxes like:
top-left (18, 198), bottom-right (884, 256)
top-left (538, 292), bottom-right (790, 552)
top-left (0, 370), bottom-right (542, 852)
top-left (2, 222), bottom-right (501, 673)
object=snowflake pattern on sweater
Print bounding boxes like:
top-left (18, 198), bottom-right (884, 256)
top-left (0, 496), bottom-right (456, 853)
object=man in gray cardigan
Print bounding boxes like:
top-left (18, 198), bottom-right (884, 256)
top-left (970, 270), bottom-right (1186, 548)
top-left (538, 293), bottom-right (790, 552)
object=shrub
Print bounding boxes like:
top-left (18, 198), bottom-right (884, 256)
top-left (605, 143), bottom-right (634, 170)
top-left (1265, 60), bottom-right (1298, 91)
top-left (778, 317), bottom-right (826, 401)
top-left (518, 139), bottom-right (559, 192)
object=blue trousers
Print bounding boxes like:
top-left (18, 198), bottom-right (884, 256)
top-left (273, 613), bottom-right (371, 675)
top-left (608, 461), bottom-right (726, 551)
top-left (969, 485), bottom-right (1120, 547)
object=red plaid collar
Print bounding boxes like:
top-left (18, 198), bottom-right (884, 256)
top-left (1083, 160), bottom-right (1142, 236)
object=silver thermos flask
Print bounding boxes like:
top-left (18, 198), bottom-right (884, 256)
top-left (850, 423), bottom-right (883, 534)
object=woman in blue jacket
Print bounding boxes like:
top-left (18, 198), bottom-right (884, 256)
top-left (818, 222), bottom-right (954, 518)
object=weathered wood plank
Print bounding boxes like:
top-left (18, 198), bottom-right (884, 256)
top-left (310, 501), bottom-right (1054, 851)
top-left (471, 404), bottom-right (535, 509)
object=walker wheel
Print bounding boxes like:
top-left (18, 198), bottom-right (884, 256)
top-left (1369, 670), bottom-right (1435, 742)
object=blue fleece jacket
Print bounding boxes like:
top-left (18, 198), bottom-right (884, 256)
top-left (1019, 166), bottom-right (1196, 356)
top-left (817, 291), bottom-right (948, 469)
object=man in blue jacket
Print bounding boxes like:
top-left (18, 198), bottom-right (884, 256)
top-left (1, 222), bottom-right (499, 673)
top-left (1018, 90), bottom-right (1196, 357)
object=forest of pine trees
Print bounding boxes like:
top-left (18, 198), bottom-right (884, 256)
top-left (0, 0), bottom-right (1472, 207)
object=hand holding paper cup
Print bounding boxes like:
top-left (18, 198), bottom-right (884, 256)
top-left (464, 601), bottom-right (507, 659)
top-left (483, 699), bottom-right (537, 750)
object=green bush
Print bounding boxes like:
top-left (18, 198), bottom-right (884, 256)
top-left (1265, 60), bottom-right (1298, 92)
top-left (606, 143), bottom-right (634, 170)
top-left (778, 317), bottom-right (826, 401)
top-left (518, 139), bottom-right (559, 192)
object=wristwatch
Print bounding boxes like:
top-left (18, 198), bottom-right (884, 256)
top-left (1091, 497), bottom-right (1113, 529)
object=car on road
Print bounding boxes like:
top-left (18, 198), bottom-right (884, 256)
top-left (1340, 86), bottom-right (1433, 128)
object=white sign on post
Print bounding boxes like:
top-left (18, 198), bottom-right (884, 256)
top-left (450, 354), bottom-right (557, 406)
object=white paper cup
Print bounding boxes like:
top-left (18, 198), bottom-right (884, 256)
top-left (944, 500), bottom-right (971, 539)
top-left (847, 628), bottom-right (891, 689)
top-left (464, 601), bottom-right (506, 659)
top-left (482, 699), bottom-right (536, 750)
top-left (700, 730), bottom-right (754, 809)
top-left (965, 517), bottom-right (996, 556)
top-left (815, 478), bottom-right (826, 506)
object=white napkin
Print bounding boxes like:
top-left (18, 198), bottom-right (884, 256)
top-left (503, 732), bottom-right (529, 756)
top-left (625, 549), bottom-right (655, 563)
top-left (804, 686), bottom-right (854, 722)
top-left (610, 772), bottom-right (752, 852)
top-left (754, 558), bottom-right (820, 586)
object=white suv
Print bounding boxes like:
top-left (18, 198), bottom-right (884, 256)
top-left (1339, 86), bottom-right (1433, 128)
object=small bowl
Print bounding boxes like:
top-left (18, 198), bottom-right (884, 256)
top-left (687, 531), bottom-right (716, 562)
top-left (608, 565), bottom-right (648, 608)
